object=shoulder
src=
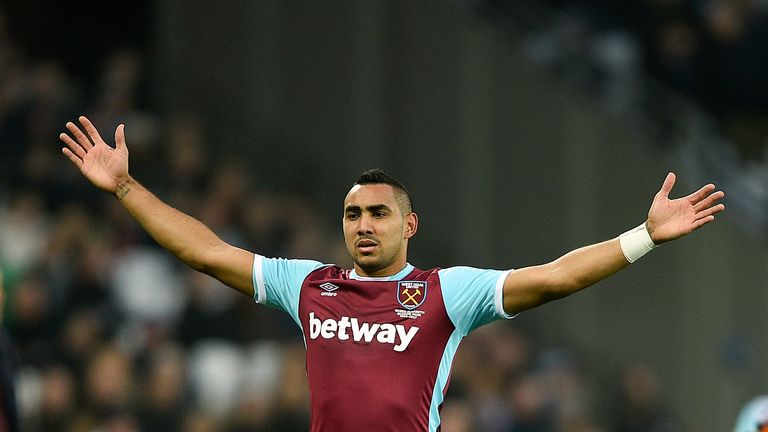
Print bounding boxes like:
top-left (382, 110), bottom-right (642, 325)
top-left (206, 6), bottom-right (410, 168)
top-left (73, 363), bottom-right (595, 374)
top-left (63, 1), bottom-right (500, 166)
top-left (406, 266), bottom-right (441, 280)
top-left (256, 256), bottom-right (329, 286)
top-left (258, 256), bottom-right (326, 272)
top-left (438, 266), bottom-right (512, 299)
top-left (438, 266), bottom-right (509, 282)
top-left (304, 263), bottom-right (349, 280)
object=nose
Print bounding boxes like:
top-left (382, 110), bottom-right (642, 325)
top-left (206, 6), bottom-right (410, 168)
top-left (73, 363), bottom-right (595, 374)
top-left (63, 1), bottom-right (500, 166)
top-left (357, 214), bottom-right (374, 235)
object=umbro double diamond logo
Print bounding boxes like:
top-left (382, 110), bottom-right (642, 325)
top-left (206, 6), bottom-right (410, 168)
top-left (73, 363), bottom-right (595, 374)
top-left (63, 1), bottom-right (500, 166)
top-left (320, 283), bottom-right (339, 292)
top-left (319, 282), bottom-right (339, 297)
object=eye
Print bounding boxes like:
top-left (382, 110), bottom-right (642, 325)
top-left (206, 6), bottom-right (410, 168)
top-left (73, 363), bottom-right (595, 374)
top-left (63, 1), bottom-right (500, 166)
top-left (346, 212), bottom-right (359, 220)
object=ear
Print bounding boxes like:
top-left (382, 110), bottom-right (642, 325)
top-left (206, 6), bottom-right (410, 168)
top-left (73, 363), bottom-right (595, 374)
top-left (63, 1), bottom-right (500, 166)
top-left (404, 212), bottom-right (418, 239)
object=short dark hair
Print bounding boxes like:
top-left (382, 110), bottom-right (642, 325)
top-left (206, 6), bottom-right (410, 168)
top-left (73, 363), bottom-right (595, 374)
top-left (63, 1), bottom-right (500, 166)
top-left (354, 168), bottom-right (413, 214)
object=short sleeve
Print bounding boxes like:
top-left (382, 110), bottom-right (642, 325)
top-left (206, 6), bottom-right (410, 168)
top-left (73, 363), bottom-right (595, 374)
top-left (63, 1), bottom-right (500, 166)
top-left (439, 266), bottom-right (515, 335)
top-left (732, 395), bottom-right (768, 432)
top-left (252, 255), bottom-right (325, 325)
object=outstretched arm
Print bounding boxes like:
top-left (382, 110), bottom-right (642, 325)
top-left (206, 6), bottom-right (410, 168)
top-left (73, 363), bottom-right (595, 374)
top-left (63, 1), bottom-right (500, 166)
top-left (501, 173), bottom-right (725, 315)
top-left (60, 116), bottom-right (255, 297)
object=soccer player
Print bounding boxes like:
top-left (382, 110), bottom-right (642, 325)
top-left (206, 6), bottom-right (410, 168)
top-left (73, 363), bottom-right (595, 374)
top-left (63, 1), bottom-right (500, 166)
top-left (60, 116), bottom-right (725, 432)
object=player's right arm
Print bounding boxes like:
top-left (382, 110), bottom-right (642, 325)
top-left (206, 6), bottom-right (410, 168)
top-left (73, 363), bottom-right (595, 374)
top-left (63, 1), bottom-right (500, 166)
top-left (60, 116), bottom-right (255, 297)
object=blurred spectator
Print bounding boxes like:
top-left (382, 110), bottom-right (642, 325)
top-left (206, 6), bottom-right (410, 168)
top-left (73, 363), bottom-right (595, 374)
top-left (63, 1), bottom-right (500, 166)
top-left (176, 270), bottom-right (240, 346)
top-left (58, 309), bottom-right (107, 382)
top-left (226, 342), bottom-right (284, 432)
top-left (612, 362), bottom-right (682, 432)
top-left (647, 18), bottom-right (699, 98)
top-left (69, 344), bottom-right (136, 431)
top-left (255, 343), bottom-right (310, 432)
top-left (439, 399), bottom-right (476, 432)
top-left (182, 412), bottom-right (220, 432)
top-left (138, 344), bottom-right (187, 432)
top-left (6, 272), bottom-right (55, 367)
top-left (188, 340), bottom-right (244, 419)
top-left (26, 365), bottom-right (77, 432)
top-left (161, 113), bottom-right (211, 206)
top-left (109, 246), bottom-right (186, 328)
top-left (0, 190), bottom-right (49, 279)
top-left (535, 349), bottom-right (600, 431)
top-left (0, 270), bottom-right (20, 432)
top-left (63, 225), bottom-right (115, 315)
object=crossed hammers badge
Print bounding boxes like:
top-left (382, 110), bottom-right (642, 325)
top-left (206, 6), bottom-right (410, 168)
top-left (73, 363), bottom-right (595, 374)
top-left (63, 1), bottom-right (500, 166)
top-left (397, 281), bottom-right (427, 310)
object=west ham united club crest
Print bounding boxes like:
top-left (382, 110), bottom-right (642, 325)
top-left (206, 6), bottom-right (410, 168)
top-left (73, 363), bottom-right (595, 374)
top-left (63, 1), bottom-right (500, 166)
top-left (397, 281), bottom-right (427, 310)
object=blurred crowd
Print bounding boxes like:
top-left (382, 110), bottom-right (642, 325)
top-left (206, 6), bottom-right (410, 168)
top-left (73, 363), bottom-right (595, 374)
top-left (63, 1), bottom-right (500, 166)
top-left (485, 0), bottom-right (768, 237)
top-left (0, 5), bottom-right (688, 432)
top-left (507, 0), bottom-right (768, 162)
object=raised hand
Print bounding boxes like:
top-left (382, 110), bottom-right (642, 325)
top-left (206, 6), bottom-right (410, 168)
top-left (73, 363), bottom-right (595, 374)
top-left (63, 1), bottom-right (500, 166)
top-left (60, 116), bottom-right (129, 194)
top-left (646, 172), bottom-right (725, 244)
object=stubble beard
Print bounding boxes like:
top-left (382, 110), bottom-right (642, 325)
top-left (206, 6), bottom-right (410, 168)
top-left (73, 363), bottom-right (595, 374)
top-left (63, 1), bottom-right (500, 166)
top-left (351, 244), bottom-right (402, 276)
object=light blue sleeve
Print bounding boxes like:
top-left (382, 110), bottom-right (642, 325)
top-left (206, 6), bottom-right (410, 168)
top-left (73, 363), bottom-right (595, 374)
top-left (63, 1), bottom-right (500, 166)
top-left (733, 395), bottom-right (768, 432)
top-left (439, 266), bottom-right (515, 335)
top-left (252, 254), bottom-right (325, 325)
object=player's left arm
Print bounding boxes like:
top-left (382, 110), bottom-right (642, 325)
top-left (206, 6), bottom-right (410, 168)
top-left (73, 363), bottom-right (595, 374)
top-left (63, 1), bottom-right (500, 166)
top-left (501, 173), bottom-right (725, 315)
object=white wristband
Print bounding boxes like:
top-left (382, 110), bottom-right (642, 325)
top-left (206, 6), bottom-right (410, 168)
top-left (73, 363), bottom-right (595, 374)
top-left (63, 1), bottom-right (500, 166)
top-left (619, 222), bottom-right (657, 263)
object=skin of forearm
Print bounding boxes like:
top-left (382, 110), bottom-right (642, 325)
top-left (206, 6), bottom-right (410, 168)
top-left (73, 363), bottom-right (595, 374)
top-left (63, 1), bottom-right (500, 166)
top-left (504, 239), bottom-right (630, 313)
top-left (114, 176), bottom-right (226, 273)
top-left (545, 239), bottom-right (630, 298)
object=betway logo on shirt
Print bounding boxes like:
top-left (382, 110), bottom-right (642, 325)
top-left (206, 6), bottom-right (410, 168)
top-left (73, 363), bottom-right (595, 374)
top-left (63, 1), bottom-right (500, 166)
top-left (308, 312), bottom-right (419, 352)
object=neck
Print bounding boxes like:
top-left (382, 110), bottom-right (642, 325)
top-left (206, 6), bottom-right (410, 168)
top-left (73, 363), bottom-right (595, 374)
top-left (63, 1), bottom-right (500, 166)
top-left (354, 262), bottom-right (408, 278)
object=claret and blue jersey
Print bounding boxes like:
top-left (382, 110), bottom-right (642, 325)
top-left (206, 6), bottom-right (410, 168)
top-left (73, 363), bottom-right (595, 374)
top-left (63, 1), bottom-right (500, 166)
top-left (252, 255), bottom-right (514, 432)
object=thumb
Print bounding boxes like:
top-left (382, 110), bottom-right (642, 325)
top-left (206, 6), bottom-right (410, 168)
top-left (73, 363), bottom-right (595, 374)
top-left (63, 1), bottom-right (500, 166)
top-left (115, 124), bottom-right (127, 151)
top-left (657, 172), bottom-right (676, 199)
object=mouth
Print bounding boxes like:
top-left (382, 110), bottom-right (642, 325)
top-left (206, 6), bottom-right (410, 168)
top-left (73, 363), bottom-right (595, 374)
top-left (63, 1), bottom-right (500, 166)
top-left (356, 238), bottom-right (378, 254)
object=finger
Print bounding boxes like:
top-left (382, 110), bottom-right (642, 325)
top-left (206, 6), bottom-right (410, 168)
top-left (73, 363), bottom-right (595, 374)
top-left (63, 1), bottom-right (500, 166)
top-left (685, 184), bottom-right (716, 205)
top-left (696, 203), bottom-right (725, 220)
top-left (657, 172), bottom-right (676, 199)
top-left (115, 124), bottom-right (127, 151)
top-left (79, 116), bottom-right (106, 147)
top-left (693, 190), bottom-right (725, 212)
top-left (59, 132), bottom-right (87, 159)
top-left (690, 215), bottom-right (716, 230)
top-left (61, 147), bottom-right (84, 169)
top-left (66, 121), bottom-right (93, 150)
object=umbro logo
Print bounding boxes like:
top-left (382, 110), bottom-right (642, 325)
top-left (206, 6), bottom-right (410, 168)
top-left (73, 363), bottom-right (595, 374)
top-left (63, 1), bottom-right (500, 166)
top-left (320, 283), bottom-right (339, 292)
top-left (319, 282), bottom-right (339, 297)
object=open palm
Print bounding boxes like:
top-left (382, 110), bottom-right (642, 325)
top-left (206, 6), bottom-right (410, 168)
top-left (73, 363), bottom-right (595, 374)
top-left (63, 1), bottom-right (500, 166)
top-left (646, 173), bottom-right (725, 244)
top-left (60, 116), bottom-right (129, 193)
